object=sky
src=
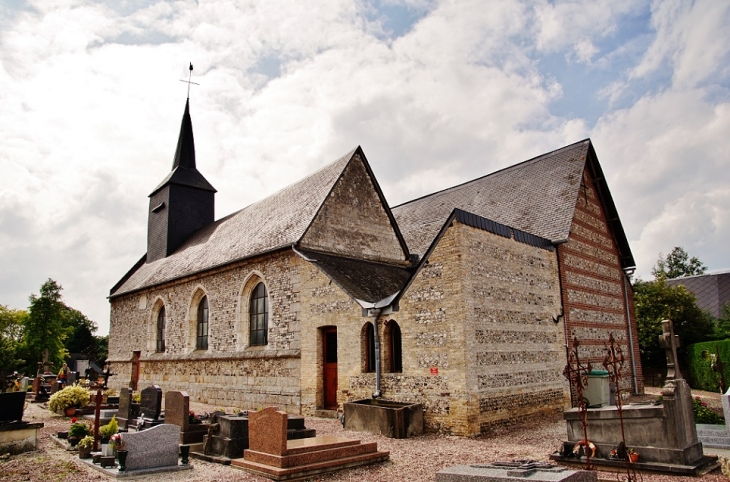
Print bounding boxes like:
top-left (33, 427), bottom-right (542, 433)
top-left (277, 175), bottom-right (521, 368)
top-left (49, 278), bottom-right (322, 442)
top-left (1, 0), bottom-right (729, 336)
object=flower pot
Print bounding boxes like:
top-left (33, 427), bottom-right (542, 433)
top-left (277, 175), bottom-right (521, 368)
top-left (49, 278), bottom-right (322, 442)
top-left (78, 446), bottom-right (92, 459)
top-left (68, 436), bottom-right (80, 447)
top-left (180, 444), bottom-right (190, 465)
top-left (65, 406), bottom-right (76, 417)
top-left (57, 431), bottom-right (68, 439)
top-left (101, 443), bottom-right (112, 457)
top-left (117, 450), bottom-right (128, 471)
top-left (628, 452), bottom-right (639, 463)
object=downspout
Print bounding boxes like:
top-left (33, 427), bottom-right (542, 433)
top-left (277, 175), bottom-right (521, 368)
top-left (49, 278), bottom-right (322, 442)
top-left (372, 309), bottom-right (382, 399)
top-left (622, 268), bottom-right (639, 394)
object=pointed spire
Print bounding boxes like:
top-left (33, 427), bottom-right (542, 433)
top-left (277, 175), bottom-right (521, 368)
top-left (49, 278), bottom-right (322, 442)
top-left (172, 99), bottom-right (196, 169)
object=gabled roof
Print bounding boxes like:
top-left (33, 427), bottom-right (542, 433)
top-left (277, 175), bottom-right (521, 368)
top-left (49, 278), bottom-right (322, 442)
top-left (297, 248), bottom-right (412, 305)
top-left (666, 270), bottom-right (730, 318)
top-left (111, 148), bottom-right (359, 297)
top-left (392, 139), bottom-right (635, 268)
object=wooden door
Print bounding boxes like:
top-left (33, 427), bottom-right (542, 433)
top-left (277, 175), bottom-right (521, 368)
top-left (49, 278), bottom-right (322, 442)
top-left (322, 327), bottom-right (338, 410)
top-left (130, 351), bottom-right (141, 391)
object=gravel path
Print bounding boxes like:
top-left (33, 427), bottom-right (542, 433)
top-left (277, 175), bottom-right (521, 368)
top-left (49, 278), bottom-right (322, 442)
top-left (0, 391), bottom-right (727, 482)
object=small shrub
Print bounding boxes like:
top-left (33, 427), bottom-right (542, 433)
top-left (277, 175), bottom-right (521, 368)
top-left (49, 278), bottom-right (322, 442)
top-left (68, 421), bottom-right (90, 438)
top-left (693, 396), bottom-right (724, 424)
top-left (48, 385), bottom-right (91, 412)
top-left (99, 415), bottom-right (119, 440)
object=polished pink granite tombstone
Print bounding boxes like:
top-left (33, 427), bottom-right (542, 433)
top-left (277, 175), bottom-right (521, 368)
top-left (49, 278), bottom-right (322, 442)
top-left (232, 407), bottom-right (389, 480)
top-left (248, 408), bottom-right (288, 455)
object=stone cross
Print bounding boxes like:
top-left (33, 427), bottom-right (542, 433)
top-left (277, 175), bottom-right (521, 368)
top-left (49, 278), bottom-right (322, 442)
top-left (93, 389), bottom-right (102, 451)
top-left (659, 319), bottom-right (682, 381)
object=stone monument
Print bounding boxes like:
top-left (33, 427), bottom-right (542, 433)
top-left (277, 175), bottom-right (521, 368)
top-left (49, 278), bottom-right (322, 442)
top-left (232, 407), bottom-right (388, 480)
top-left (0, 392), bottom-right (45, 454)
top-left (164, 391), bottom-right (208, 444)
top-left (552, 322), bottom-right (719, 475)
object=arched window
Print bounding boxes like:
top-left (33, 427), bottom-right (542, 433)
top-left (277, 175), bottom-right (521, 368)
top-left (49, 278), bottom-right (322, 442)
top-left (388, 321), bottom-right (402, 373)
top-left (249, 282), bottom-right (268, 346)
top-left (156, 306), bottom-right (166, 352)
top-left (196, 296), bottom-right (209, 350)
top-left (362, 322), bottom-right (375, 372)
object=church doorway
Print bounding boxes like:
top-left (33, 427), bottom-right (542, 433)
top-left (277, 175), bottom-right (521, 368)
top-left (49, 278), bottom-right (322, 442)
top-left (322, 327), bottom-right (338, 410)
top-left (130, 351), bottom-right (140, 390)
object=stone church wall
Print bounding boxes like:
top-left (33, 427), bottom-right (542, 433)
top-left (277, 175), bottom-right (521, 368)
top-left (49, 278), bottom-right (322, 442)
top-left (347, 221), bottom-right (568, 436)
top-left (299, 153), bottom-right (407, 264)
top-left (346, 223), bottom-right (465, 433)
top-left (559, 168), bottom-right (644, 394)
top-left (107, 250), bottom-right (303, 413)
top-left (461, 222), bottom-right (568, 434)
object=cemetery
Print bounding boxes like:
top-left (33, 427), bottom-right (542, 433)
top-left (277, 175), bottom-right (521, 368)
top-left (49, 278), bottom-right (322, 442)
top-left (5, 324), bottom-right (730, 481)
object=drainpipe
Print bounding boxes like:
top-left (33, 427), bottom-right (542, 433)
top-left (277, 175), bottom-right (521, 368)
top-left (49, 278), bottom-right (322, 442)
top-left (622, 269), bottom-right (639, 394)
top-left (372, 309), bottom-right (382, 399)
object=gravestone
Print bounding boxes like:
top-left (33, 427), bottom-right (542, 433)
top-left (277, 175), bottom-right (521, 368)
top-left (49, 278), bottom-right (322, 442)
top-left (120, 424), bottom-right (180, 471)
top-left (140, 385), bottom-right (162, 419)
top-left (436, 461), bottom-right (597, 482)
top-left (554, 319), bottom-right (718, 474)
top-left (0, 392), bottom-right (26, 423)
top-left (117, 387), bottom-right (132, 429)
top-left (138, 385), bottom-right (163, 429)
top-left (67, 372), bottom-right (77, 386)
top-left (20, 377), bottom-right (29, 392)
top-left (248, 407), bottom-right (288, 456)
top-left (233, 407), bottom-right (388, 479)
top-left (0, 392), bottom-right (44, 454)
top-left (165, 390), bottom-right (208, 444)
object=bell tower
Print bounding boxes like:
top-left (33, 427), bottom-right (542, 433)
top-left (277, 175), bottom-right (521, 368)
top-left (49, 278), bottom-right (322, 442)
top-left (146, 99), bottom-right (216, 263)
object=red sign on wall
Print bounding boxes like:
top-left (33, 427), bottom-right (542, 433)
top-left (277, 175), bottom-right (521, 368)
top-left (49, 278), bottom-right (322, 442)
top-left (430, 367), bottom-right (438, 375)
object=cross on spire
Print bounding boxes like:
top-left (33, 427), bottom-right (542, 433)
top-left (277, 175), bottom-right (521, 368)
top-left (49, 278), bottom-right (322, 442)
top-left (179, 62), bottom-right (199, 99)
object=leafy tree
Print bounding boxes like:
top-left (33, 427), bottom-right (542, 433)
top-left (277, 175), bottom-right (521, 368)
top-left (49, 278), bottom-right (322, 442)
top-left (634, 278), bottom-right (716, 372)
top-left (715, 304), bottom-right (730, 340)
top-left (24, 279), bottom-right (71, 372)
top-left (652, 246), bottom-right (707, 279)
top-left (0, 305), bottom-right (27, 387)
top-left (63, 306), bottom-right (107, 363)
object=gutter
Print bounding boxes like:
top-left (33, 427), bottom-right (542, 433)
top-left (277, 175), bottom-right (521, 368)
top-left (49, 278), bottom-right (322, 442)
top-left (622, 268), bottom-right (639, 394)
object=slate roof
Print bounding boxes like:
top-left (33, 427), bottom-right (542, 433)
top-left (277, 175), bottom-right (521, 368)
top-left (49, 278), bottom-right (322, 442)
top-left (666, 270), bottom-right (730, 318)
top-left (151, 100), bottom-right (216, 195)
top-left (298, 249), bottom-right (413, 305)
top-left (392, 140), bottom-right (590, 257)
top-left (111, 148), bottom-right (358, 297)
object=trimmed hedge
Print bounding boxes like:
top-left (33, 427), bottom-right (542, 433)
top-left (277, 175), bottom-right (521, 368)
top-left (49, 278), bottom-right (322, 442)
top-left (687, 340), bottom-right (730, 392)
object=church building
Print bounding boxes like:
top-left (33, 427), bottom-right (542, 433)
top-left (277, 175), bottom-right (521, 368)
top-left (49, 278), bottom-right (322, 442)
top-left (107, 100), bottom-right (643, 436)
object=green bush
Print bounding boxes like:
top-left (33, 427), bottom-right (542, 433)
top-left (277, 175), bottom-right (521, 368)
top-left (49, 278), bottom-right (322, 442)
top-left (686, 340), bottom-right (730, 391)
top-left (693, 396), bottom-right (724, 424)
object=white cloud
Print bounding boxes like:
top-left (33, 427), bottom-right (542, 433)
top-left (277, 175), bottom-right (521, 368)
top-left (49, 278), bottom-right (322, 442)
top-left (0, 0), bottom-right (728, 333)
top-left (631, 0), bottom-right (730, 88)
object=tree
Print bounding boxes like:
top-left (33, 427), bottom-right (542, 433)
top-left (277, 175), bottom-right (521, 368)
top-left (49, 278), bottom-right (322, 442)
top-left (634, 278), bottom-right (716, 372)
top-left (0, 305), bottom-right (27, 387)
top-left (652, 246), bottom-right (707, 279)
top-left (63, 306), bottom-right (107, 363)
top-left (24, 279), bottom-right (71, 372)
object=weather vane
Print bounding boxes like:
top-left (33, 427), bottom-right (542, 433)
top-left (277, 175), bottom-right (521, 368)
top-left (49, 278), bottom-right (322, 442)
top-left (179, 62), bottom-right (199, 98)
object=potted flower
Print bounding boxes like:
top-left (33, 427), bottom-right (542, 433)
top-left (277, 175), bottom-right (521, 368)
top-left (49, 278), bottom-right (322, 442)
top-left (110, 433), bottom-right (128, 470)
top-left (99, 415), bottom-right (119, 456)
top-left (48, 384), bottom-right (91, 415)
top-left (77, 435), bottom-right (94, 459)
top-left (68, 419), bottom-right (91, 446)
top-left (627, 448), bottom-right (639, 463)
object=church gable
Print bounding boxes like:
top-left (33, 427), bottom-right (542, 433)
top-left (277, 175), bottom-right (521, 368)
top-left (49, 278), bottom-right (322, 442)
top-left (299, 149), bottom-right (408, 265)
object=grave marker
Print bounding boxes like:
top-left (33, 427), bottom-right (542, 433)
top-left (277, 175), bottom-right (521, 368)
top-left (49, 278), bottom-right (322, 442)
top-left (140, 385), bottom-right (162, 420)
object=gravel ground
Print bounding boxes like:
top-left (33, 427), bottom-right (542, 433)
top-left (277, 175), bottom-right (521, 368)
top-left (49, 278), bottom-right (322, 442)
top-left (0, 390), bottom-right (727, 482)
